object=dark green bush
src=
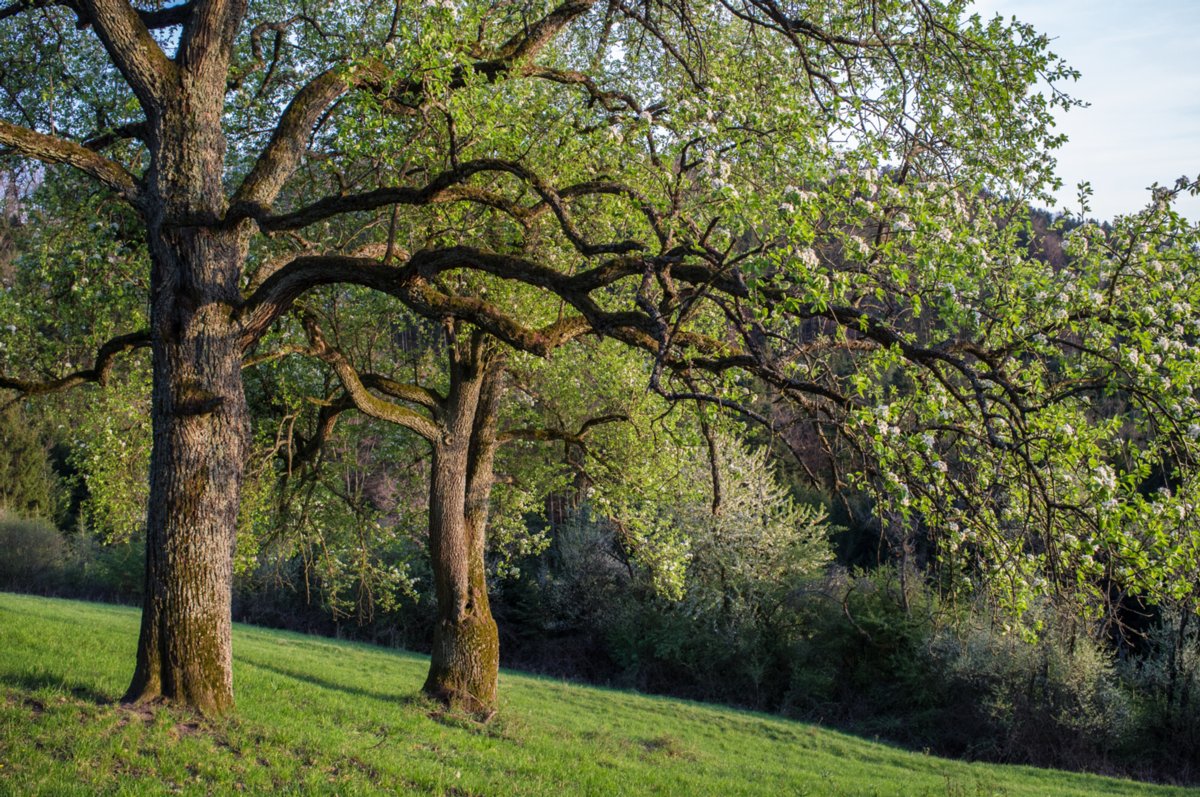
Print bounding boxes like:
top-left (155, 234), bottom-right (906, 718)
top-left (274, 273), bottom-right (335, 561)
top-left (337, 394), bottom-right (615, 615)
top-left (64, 533), bottom-right (144, 602)
top-left (783, 568), bottom-right (959, 746)
top-left (0, 513), bottom-right (66, 591)
top-left (1117, 607), bottom-right (1200, 782)
top-left (782, 572), bottom-right (1157, 776)
top-left (0, 407), bottom-right (60, 519)
top-left (0, 513), bottom-right (143, 602)
top-left (930, 612), bottom-right (1132, 770)
top-left (491, 516), bottom-right (1198, 781)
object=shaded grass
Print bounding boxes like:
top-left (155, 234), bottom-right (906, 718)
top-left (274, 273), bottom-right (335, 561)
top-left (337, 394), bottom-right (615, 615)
top-left (0, 593), bottom-right (1195, 796)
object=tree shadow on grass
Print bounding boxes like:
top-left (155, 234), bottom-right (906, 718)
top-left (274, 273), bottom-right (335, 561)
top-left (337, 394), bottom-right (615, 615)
top-left (237, 656), bottom-right (422, 706)
top-left (236, 658), bottom-right (505, 735)
top-left (0, 670), bottom-right (114, 705)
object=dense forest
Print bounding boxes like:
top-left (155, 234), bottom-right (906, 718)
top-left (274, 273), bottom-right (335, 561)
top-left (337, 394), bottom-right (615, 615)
top-left (0, 0), bottom-right (1198, 786)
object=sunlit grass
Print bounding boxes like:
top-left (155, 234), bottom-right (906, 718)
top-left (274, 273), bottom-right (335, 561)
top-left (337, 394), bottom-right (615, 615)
top-left (1, 592), bottom-right (1194, 796)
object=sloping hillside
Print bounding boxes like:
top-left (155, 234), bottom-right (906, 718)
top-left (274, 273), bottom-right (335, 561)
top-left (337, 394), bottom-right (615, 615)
top-left (0, 593), bottom-right (1194, 796)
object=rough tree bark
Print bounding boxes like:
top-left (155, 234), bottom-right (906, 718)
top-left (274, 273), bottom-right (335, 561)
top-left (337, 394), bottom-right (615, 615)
top-left (0, 0), bottom-right (257, 714)
top-left (124, 224), bottom-right (249, 714)
top-left (119, 1), bottom-right (252, 715)
top-left (123, 217), bottom-right (250, 714)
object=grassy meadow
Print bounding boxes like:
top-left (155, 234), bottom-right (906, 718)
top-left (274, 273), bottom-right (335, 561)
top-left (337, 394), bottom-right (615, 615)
top-left (0, 592), bottom-right (1195, 796)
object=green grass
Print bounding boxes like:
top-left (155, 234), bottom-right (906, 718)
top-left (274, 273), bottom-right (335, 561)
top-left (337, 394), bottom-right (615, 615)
top-left (0, 593), bottom-right (1194, 797)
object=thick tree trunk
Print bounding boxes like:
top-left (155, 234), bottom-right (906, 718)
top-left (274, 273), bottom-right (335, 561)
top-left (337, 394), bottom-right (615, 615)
top-left (123, 90), bottom-right (250, 715)
top-left (423, 442), bottom-right (499, 712)
top-left (422, 340), bottom-right (502, 714)
top-left (122, 239), bottom-right (248, 715)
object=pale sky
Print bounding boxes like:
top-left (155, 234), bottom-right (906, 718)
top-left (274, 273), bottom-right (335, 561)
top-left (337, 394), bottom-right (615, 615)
top-left (972, 0), bottom-right (1200, 221)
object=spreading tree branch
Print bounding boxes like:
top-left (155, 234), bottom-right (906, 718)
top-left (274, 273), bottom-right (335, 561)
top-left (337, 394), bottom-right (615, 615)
top-left (232, 0), bottom-right (600, 215)
top-left (498, 412), bottom-right (628, 444)
top-left (0, 0), bottom-right (191, 28)
top-left (253, 160), bottom-right (660, 254)
top-left (82, 121), bottom-right (147, 151)
top-left (301, 315), bottom-right (441, 442)
top-left (0, 119), bottom-right (139, 201)
top-left (0, 330), bottom-right (150, 407)
top-left (231, 66), bottom-right (348, 213)
top-left (76, 0), bottom-right (177, 106)
top-left (238, 247), bottom-right (595, 354)
top-left (361, 373), bottom-right (443, 411)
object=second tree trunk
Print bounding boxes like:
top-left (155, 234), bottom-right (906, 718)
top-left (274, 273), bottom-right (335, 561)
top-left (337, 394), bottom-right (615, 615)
top-left (422, 348), bottom-right (502, 713)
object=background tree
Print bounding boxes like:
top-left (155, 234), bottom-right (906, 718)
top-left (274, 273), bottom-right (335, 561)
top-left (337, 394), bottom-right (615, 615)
top-left (263, 291), bottom-right (708, 709)
top-left (0, 406), bottom-right (59, 519)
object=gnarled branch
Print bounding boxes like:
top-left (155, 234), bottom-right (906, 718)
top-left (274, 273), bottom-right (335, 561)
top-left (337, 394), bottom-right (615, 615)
top-left (231, 66), bottom-right (348, 213)
top-left (0, 329), bottom-right (150, 406)
top-left (0, 0), bottom-right (190, 28)
top-left (231, 0), bottom-right (600, 215)
top-left (253, 159), bottom-right (657, 257)
top-left (238, 247), bottom-right (597, 353)
top-left (0, 119), bottom-right (139, 201)
top-left (301, 315), bottom-right (441, 442)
